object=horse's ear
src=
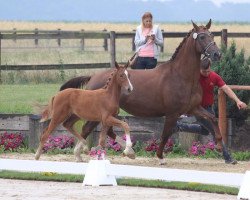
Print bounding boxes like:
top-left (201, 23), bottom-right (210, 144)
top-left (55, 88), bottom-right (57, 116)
top-left (205, 19), bottom-right (212, 29)
top-left (191, 20), bottom-right (199, 31)
top-left (115, 61), bottom-right (119, 69)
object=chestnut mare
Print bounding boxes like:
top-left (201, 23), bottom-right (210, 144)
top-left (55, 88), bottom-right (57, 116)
top-left (35, 63), bottom-right (134, 162)
top-left (60, 20), bottom-right (235, 164)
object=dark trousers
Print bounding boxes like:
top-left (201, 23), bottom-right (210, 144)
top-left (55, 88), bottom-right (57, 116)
top-left (134, 57), bottom-right (157, 70)
top-left (174, 106), bottom-right (214, 136)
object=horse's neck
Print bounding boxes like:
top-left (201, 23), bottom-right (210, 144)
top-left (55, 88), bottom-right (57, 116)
top-left (105, 76), bottom-right (121, 103)
top-left (173, 38), bottom-right (201, 82)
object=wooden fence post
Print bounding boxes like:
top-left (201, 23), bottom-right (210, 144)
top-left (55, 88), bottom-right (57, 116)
top-left (161, 29), bottom-right (164, 52)
top-left (132, 29), bottom-right (136, 51)
top-left (57, 29), bottom-right (61, 47)
top-left (218, 89), bottom-right (228, 144)
top-left (28, 115), bottom-right (43, 149)
top-left (80, 29), bottom-right (85, 51)
top-left (13, 28), bottom-right (17, 43)
top-left (110, 31), bottom-right (116, 67)
top-left (34, 28), bottom-right (38, 47)
top-left (0, 33), bottom-right (2, 84)
top-left (103, 29), bottom-right (108, 51)
top-left (221, 29), bottom-right (228, 48)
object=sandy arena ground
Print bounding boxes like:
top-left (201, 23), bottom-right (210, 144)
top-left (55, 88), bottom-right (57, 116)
top-left (0, 178), bottom-right (236, 200)
top-left (1, 153), bottom-right (249, 200)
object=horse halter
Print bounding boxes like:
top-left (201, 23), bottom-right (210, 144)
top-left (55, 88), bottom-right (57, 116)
top-left (193, 32), bottom-right (216, 57)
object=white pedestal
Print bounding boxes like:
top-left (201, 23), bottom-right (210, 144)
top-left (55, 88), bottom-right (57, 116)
top-left (237, 171), bottom-right (250, 200)
top-left (83, 160), bottom-right (117, 186)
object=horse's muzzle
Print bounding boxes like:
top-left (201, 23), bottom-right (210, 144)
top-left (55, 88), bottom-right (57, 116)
top-left (211, 51), bottom-right (221, 61)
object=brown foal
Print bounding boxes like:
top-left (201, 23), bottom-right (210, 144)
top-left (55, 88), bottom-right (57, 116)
top-left (35, 62), bottom-right (134, 162)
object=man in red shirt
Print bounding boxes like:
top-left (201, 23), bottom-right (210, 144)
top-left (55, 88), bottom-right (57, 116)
top-left (174, 58), bottom-right (247, 163)
top-left (195, 58), bottom-right (247, 135)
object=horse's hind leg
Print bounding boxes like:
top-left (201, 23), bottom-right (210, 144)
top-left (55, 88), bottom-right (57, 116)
top-left (63, 115), bottom-right (88, 162)
top-left (81, 121), bottom-right (99, 139)
top-left (192, 107), bottom-right (237, 164)
top-left (105, 116), bottom-right (135, 159)
top-left (35, 120), bottom-right (58, 160)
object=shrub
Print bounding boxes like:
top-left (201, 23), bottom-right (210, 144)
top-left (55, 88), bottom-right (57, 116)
top-left (212, 41), bottom-right (250, 125)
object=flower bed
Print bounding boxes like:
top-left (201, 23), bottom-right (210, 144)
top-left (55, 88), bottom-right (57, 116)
top-left (0, 132), bottom-right (26, 151)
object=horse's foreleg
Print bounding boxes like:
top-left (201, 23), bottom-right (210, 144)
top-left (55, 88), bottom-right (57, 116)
top-left (105, 116), bottom-right (135, 159)
top-left (157, 117), bottom-right (178, 165)
top-left (63, 115), bottom-right (88, 162)
top-left (192, 107), bottom-right (237, 164)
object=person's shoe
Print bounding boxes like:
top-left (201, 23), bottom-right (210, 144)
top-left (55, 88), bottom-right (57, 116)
top-left (225, 159), bottom-right (238, 165)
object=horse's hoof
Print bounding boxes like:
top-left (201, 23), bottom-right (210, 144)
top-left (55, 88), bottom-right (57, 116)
top-left (159, 158), bottom-right (166, 165)
top-left (35, 154), bottom-right (40, 160)
top-left (225, 159), bottom-right (237, 165)
top-left (75, 157), bottom-right (83, 162)
top-left (123, 147), bottom-right (135, 159)
top-left (83, 146), bottom-right (89, 155)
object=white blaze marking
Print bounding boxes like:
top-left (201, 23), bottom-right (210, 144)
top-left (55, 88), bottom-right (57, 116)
top-left (125, 70), bottom-right (133, 91)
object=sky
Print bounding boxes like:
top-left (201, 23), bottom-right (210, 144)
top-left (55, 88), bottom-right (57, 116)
top-left (0, 0), bottom-right (250, 22)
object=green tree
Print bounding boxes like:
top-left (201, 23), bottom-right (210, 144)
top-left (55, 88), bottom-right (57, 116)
top-left (212, 41), bottom-right (250, 125)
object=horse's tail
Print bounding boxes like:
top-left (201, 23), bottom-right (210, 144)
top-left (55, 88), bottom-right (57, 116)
top-left (60, 76), bottom-right (92, 91)
top-left (40, 96), bottom-right (55, 122)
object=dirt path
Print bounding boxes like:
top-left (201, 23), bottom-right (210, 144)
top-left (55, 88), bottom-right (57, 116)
top-left (1, 152), bottom-right (249, 173)
top-left (0, 179), bottom-right (236, 200)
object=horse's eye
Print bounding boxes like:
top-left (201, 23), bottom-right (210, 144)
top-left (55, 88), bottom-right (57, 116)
top-left (199, 35), bottom-right (205, 40)
top-left (120, 74), bottom-right (124, 77)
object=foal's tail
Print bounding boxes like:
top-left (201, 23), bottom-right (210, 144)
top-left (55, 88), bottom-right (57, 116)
top-left (59, 76), bottom-right (92, 91)
top-left (40, 96), bottom-right (55, 123)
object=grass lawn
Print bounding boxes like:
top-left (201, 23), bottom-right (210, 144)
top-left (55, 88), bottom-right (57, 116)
top-left (0, 83), bottom-right (128, 115)
top-left (0, 84), bottom-right (60, 114)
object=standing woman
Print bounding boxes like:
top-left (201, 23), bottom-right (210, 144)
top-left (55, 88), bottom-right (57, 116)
top-left (134, 12), bottom-right (163, 69)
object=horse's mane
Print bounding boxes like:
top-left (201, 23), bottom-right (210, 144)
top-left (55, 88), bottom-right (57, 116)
top-left (170, 29), bottom-right (193, 61)
top-left (102, 69), bottom-right (117, 89)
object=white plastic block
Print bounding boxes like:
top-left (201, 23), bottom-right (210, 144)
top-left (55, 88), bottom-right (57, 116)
top-left (237, 171), bottom-right (250, 200)
top-left (83, 160), bottom-right (117, 186)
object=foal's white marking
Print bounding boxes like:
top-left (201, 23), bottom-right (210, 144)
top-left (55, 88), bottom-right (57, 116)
top-left (125, 70), bottom-right (133, 91)
top-left (125, 133), bottom-right (132, 148)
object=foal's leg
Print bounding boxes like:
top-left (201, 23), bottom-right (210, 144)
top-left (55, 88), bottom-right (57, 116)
top-left (157, 117), bottom-right (178, 165)
top-left (105, 116), bottom-right (135, 159)
top-left (80, 121), bottom-right (126, 149)
top-left (98, 125), bottom-right (110, 147)
top-left (107, 127), bottom-right (126, 149)
top-left (35, 119), bottom-right (59, 160)
top-left (192, 107), bottom-right (236, 164)
top-left (63, 115), bottom-right (88, 162)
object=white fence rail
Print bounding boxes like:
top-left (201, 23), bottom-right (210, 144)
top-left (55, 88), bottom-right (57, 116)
top-left (0, 158), bottom-right (244, 188)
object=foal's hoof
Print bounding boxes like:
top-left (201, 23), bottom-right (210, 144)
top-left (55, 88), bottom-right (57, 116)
top-left (123, 147), bottom-right (136, 159)
top-left (75, 157), bottom-right (83, 162)
top-left (83, 146), bottom-right (89, 155)
top-left (225, 159), bottom-right (237, 165)
top-left (35, 154), bottom-right (40, 160)
top-left (159, 158), bottom-right (166, 165)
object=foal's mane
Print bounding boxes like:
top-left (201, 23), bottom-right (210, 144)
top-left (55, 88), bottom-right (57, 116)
top-left (102, 69), bottom-right (117, 89)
